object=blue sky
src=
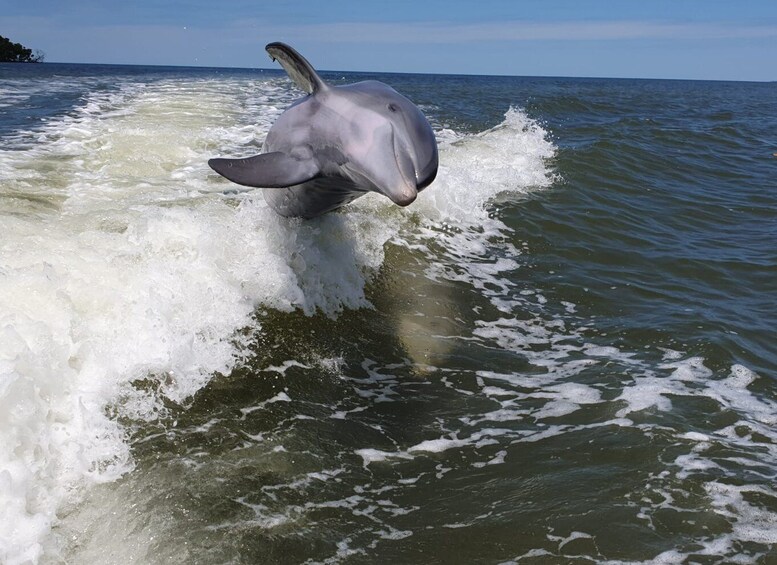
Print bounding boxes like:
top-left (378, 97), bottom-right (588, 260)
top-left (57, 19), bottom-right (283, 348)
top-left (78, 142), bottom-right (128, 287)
top-left (3, 1), bottom-right (777, 80)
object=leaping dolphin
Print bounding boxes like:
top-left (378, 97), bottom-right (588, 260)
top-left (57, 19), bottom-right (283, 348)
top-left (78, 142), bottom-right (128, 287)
top-left (209, 42), bottom-right (439, 219)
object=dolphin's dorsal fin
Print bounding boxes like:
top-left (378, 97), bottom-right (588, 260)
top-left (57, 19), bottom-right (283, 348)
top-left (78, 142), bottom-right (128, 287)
top-left (265, 42), bottom-right (327, 94)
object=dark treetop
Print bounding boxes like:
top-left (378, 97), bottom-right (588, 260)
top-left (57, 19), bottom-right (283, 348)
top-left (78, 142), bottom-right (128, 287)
top-left (1, 35), bottom-right (44, 62)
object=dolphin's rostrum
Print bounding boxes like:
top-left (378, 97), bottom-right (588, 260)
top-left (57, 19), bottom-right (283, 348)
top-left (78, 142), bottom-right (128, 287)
top-left (209, 42), bottom-right (439, 218)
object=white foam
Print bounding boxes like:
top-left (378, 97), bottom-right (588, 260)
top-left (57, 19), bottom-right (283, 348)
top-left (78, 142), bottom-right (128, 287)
top-left (0, 76), bottom-right (400, 563)
top-left (264, 360), bottom-right (310, 374)
top-left (452, 239), bottom-right (777, 564)
top-left (407, 437), bottom-right (469, 454)
top-left (354, 449), bottom-right (411, 468)
top-left (705, 482), bottom-right (777, 546)
top-left (239, 392), bottom-right (292, 416)
top-left (415, 107), bottom-right (556, 224)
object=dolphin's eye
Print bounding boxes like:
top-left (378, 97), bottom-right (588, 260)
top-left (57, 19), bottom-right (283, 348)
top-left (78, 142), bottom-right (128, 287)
top-left (387, 103), bottom-right (399, 113)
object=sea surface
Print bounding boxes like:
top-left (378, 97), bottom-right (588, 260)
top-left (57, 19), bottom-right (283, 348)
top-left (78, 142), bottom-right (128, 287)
top-left (0, 62), bottom-right (775, 564)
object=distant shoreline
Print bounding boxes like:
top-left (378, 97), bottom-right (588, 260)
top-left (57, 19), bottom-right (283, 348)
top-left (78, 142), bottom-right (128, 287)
top-left (1, 60), bottom-right (772, 84)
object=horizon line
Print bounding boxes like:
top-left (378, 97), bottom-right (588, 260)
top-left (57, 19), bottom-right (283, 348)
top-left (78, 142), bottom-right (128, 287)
top-left (14, 60), bottom-right (774, 84)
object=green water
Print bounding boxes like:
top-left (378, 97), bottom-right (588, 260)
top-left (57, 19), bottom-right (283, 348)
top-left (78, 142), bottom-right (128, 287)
top-left (0, 64), bottom-right (774, 564)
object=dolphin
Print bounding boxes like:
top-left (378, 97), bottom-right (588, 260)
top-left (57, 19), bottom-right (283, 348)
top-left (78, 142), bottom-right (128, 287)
top-left (208, 42), bottom-right (439, 219)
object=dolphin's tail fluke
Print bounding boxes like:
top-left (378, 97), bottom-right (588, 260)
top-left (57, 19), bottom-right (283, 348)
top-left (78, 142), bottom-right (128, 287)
top-left (266, 42), bottom-right (328, 94)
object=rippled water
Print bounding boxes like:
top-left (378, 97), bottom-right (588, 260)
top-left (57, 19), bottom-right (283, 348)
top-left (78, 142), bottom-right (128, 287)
top-left (0, 63), bottom-right (775, 564)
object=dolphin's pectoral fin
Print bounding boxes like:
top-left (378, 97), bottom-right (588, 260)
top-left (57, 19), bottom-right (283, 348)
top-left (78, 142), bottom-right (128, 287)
top-left (265, 42), bottom-right (327, 94)
top-left (208, 152), bottom-right (320, 189)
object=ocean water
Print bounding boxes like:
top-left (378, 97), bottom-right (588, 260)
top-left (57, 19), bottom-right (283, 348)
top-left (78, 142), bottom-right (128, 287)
top-left (0, 62), bottom-right (775, 564)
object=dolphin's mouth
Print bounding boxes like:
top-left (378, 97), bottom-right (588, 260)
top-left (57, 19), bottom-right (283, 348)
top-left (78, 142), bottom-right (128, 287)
top-left (386, 128), bottom-right (418, 207)
top-left (416, 160), bottom-right (438, 190)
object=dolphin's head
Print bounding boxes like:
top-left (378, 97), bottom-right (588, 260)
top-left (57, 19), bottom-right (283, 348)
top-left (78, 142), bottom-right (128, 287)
top-left (333, 81), bottom-right (438, 207)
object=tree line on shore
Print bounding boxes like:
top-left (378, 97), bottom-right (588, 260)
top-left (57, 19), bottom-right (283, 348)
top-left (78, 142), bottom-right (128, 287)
top-left (1, 35), bottom-right (45, 62)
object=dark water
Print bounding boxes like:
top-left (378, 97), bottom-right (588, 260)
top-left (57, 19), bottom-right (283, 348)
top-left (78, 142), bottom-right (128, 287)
top-left (0, 63), bottom-right (775, 564)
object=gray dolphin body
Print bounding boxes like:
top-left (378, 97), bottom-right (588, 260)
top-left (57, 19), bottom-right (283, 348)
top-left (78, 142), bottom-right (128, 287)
top-left (209, 43), bottom-right (439, 219)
